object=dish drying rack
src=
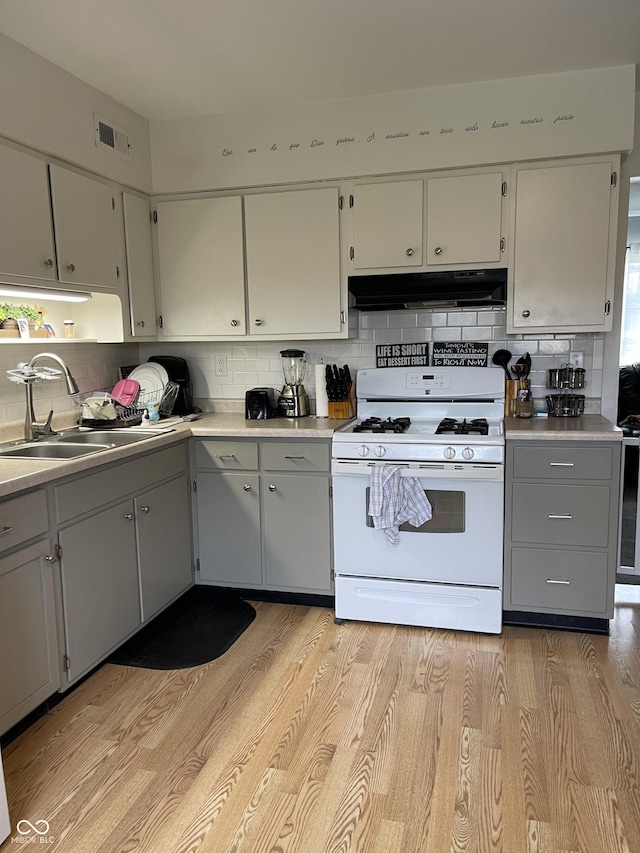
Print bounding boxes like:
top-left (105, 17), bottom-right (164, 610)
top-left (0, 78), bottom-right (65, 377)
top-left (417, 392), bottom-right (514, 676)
top-left (73, 382), bottom-right (180, 427)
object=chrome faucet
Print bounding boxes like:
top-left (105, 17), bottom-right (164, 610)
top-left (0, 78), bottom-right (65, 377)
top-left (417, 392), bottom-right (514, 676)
top-left (24, 352), bottom-right (80, 441)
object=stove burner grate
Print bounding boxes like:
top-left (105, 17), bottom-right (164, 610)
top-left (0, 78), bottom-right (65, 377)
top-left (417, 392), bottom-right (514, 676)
top-left (353, 416), bottom-right (411, 434)
top-left (435, 417), bottom-right (489, 436)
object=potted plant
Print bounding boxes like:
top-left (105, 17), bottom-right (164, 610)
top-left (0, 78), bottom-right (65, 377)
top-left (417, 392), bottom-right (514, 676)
top-left (0, 304), bottom-right (41, 330)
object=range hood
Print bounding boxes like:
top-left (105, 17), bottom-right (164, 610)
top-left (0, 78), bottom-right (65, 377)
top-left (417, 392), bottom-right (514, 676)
top-left (348, 268), bottom-right (507, 311)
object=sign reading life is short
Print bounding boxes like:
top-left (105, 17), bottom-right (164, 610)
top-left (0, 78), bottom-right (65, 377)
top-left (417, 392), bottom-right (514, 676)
top-left (432, 342), bottom-right (489, 366)
top-left (376, 343), bottom-right (429, 368)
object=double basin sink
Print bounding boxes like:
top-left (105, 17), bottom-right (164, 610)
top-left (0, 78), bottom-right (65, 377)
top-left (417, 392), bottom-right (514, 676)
top-left (0, 427), bottom-right (171, 460)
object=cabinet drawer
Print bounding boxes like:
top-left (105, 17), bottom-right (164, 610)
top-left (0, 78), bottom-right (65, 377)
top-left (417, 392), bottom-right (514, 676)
top-left (261, 441), bottom-right (329, 472)
top-left (55, 444), bottom-right (187, 523)
top-left (0, 490), bottom-right (48, 553)
top-left (512, 483), bottom-right (610, 547)
top-left (510, 547), bottom-right (609, 614)
top-left (195, 440), bottom-right (258, 470)
top-left (512, 446), bottom-right (613, 480)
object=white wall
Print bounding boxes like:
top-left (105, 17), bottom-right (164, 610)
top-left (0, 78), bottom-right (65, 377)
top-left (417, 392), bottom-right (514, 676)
top-left (150, 65), bottom-right (636, 193)
top-left (0, 35), bottom-right (152, 192)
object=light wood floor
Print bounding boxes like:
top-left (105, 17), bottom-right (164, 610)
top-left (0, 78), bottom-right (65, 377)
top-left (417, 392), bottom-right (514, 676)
top-left (3, 587), bottom-right (640, 853)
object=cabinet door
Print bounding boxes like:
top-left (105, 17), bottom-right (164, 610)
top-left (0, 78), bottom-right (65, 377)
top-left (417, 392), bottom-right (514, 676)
top-left (508, 159), bottom-right (617, 333)
top-left (0, 145), bottom-right (56, 282)
top-left (136, 475), bottom-right (192, 621)
top-left (49, 165), bottom-right (119, 290)
top-left (352, 180), bottom-right (423, 269)
top-left (59, 501), bottom-right (140, 681)
top-left (0, 540), bottom-right (59, 736)
top-left (426, 172), bottom-right (504, 265)
top-left (156, 196), bottom-right (246, 336)
top-left (196, 472), bottom-right (262, 585)
top-left (245, 187), bottom-right (342, 336)
top-left (123, 192), bottom-right (157, 338)
top-left (262, 474), bottom-right (332, 592)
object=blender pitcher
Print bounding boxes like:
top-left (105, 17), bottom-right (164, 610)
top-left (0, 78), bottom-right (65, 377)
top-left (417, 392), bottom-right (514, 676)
top-left (278, 349), bottom-right (310, 417)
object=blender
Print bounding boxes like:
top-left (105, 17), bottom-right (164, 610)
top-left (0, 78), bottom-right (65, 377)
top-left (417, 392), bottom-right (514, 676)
top-left (278, 349), bottom-right (310, 417)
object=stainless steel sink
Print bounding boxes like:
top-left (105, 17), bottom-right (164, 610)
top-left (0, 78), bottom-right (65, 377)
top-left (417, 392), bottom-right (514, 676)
top-left (0, 428), bottom-right (172, 459)
top-left (0, 442), bottom-right (112, 459)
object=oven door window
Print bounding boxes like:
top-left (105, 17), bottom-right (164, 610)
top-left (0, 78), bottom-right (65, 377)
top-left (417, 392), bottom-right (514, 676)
top-left (365, 487), bottom-right (465, 533)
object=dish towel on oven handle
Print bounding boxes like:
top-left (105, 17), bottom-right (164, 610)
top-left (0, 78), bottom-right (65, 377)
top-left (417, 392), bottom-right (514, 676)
top-left (369, 464), bottom-right (432, 545)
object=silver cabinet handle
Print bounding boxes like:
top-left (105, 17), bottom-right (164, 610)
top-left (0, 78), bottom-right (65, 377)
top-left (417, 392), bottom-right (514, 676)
top-left (548, 514), bottom-right (573, 519)
top-left (406, 248), bottom-right (414, 257)
top-left (136, 320), bottom-right (145, 328)
top-left (268, 484), bottom-right (277, 492)
top-left (44, 258), bottom-right (54, 268)
top-left (66, 263), bottom-right (76, 273)
top-left (123, 513), bottom-right (134, 521)
top-left (0, 525), bottom-right (14, 537)
top-left (549, 462), bottom-right (575, 467)
top-left (231, 320), bottom-right (239, 327)
top-left (254, 319), bottom-right (263, 326)
top-left (45, 554), bottom-right (56, 563)
top-left (216, 454), bottom-right (236, 459)
top-left (284, 456), bottom-right (306, 460)
top-left (546, 578), bottom-right (571, 585)
top-left (140, 505), bottom-right (150, 513)
top-left (434, 247), bottom-right (443, 255)
top-left (243, 484), bottom-right (252, 491)
top-left (521, 309), bottom-right (530, 318)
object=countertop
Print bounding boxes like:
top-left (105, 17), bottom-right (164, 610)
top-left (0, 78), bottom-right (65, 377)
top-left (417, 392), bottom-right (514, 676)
top-left (505, 414), bottom-right (622, 441)
top-left (0, 413), bottom-right (351, 499)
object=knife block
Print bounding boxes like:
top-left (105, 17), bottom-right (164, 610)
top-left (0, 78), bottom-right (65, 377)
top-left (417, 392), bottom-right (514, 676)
top-left (328, 383), bottom-right (355, 419)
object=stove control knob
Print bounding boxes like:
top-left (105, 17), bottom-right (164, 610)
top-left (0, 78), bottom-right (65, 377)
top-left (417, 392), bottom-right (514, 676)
top-left (358, 444), bottom-right (370, 457)
top-left (462, 447), bottom-right (474, 460)
top-left (444, 446), bottom-right (456, 460)
top-left (374, 445), bottom-right (386, 457)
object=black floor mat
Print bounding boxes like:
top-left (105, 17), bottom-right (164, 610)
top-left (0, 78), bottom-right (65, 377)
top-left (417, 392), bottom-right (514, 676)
top-left (108, 586), bottom-right (256, 670)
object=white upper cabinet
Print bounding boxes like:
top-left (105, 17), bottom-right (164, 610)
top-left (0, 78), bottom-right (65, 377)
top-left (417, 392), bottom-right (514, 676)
top-left (49, 164), bottom-right (119, 290)
top-left (156, 195), bottom-right (246, 336)
top-left (122, 192), bottom-right (157, 339)
top-left (0, 144), bottom-right (57, 282)
top-left (244, 187), bottom-right (343, 336)
top-left (507, 156), bottom-right (619, 334)
top-left (351, 180), bottom-right (423, 269)
top-left (426, 171), bottom-right (504, 265)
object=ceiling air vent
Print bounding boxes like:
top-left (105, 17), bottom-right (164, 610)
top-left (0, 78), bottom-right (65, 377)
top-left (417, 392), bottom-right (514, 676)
top-left (94, 114), bottom-right (131, 161)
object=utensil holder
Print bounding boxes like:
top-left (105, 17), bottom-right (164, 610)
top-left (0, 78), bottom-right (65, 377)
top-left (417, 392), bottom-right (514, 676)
top-left (505, 380), bottom-right (518, 417)
top-left (546, 393), bottom-right (585, 417)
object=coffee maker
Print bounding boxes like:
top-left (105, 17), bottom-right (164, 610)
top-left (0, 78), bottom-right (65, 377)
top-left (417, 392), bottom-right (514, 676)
top-left (278, 349), bottom-right (310, 417)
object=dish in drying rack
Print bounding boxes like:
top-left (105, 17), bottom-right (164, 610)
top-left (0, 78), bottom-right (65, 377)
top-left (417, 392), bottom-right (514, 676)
top-left (127, 363), bottom-right (169, 404)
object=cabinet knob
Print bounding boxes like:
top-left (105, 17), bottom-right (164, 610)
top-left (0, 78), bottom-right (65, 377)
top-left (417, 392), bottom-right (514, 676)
top-left (405, 248), bottom-right (414, 257)
top-left (123, 513), bottom-right (134, 521)
top-left (44, 258), bottom-right (54, 269)
top-left (434, 247), bottom-right (443, 255)
top-left (243, 484), bottom-right (252, 491)
top-left (268, 484), bottom-right (277, 492)
top-left (66, 263), bottom-right (76, 273)
top-left (140, 505), bottom-right (150, 513)
top-left (230, 320), bottom-right (239, 327)
top-left (521, 309), bottom-right (531, 318)
top-left (254, 319), bottom-right (263, 326)
top-left (45, 554), bottom-right (56, 563)
top-left (136, 320), bottom-right (145, 328)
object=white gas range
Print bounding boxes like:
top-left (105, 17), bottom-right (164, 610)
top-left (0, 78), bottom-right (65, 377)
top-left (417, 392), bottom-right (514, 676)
top-left (331, 366), bottom-right (505, 634)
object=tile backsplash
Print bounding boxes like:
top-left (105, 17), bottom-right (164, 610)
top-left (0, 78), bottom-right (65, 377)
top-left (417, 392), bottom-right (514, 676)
top-left (0, 309), bottom-right (604, 427)
top-left (139, 306), bottom-right (605, 415)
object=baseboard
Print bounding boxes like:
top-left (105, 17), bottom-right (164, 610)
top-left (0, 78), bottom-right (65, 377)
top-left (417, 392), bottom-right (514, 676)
top-left (196, 583), bottom-right (334, 609)
top-left (502, 610), bottom-right (609, 634)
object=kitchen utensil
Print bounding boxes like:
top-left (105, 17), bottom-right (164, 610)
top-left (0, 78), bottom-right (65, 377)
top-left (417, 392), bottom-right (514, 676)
top-left (512, 353), bottom-right (530, 379)
top-left (158, 381), bottom-right (180, 418)
top-left (111, 378), bottom-right (140, 407)
top-left (492, 349), bottom-right (512, 380)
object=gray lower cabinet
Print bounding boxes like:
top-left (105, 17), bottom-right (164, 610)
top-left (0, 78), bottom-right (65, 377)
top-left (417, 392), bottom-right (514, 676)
top-left (194, 438), bottom-right (332, 594)
top-left (55, 443), bottom-right (192, 684)
top-left (0, 538), bottom-right (59, 736)
top-left (503, 440), bottom-right (621, 620)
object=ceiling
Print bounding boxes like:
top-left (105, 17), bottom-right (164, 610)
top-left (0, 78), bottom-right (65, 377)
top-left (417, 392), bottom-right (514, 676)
top-left (1, 0), bottom-right (639, 123)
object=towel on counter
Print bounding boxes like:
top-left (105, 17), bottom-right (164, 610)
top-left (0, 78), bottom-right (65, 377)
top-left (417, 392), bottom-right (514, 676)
top-left (369, 464), bottom-right (432, 545)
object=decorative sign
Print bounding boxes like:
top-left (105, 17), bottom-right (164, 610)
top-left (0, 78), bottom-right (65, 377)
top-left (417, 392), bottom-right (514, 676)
top-left (376, 343), bottom-right (429, 368)
top-left (432, 342), bottom-right (488, 366)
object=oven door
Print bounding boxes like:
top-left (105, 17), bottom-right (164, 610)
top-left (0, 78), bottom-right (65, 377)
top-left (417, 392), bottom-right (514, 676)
top-left (332, 459), bottom-right (504, 586)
